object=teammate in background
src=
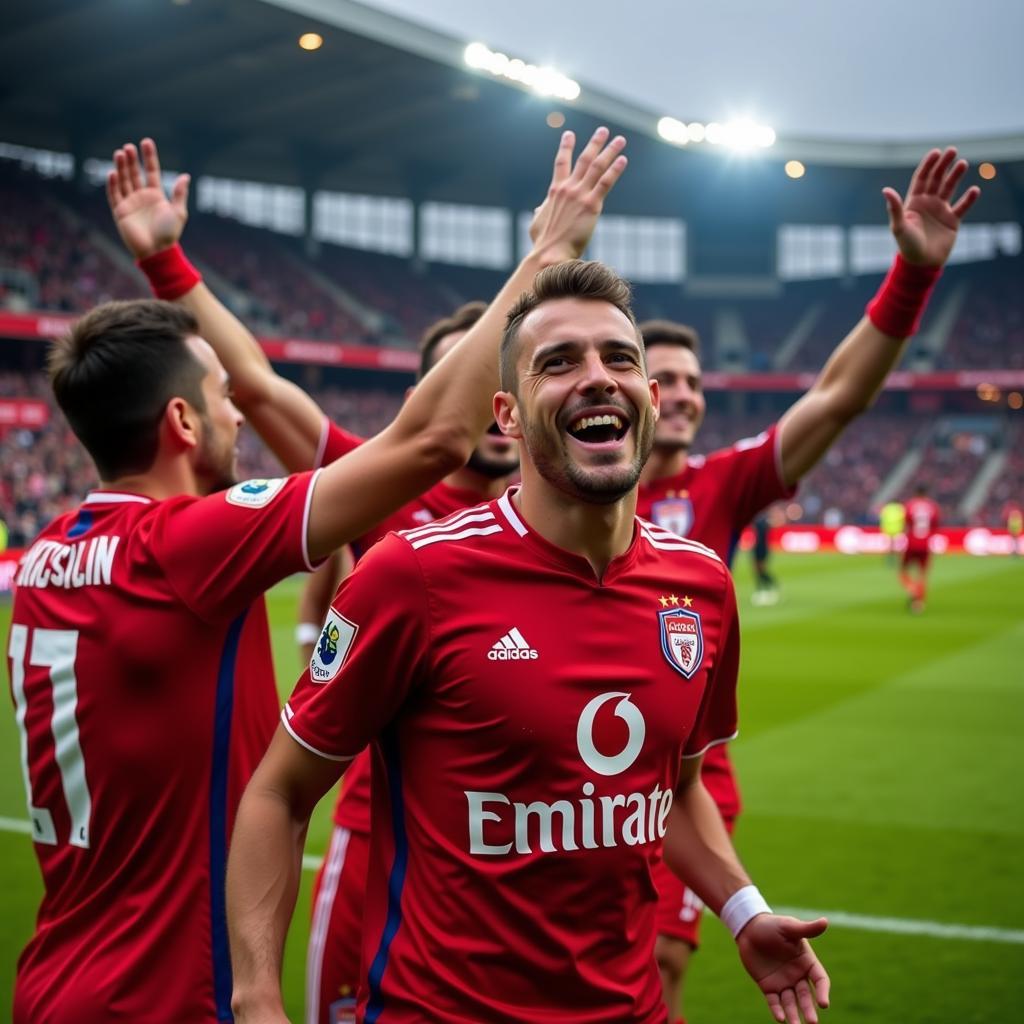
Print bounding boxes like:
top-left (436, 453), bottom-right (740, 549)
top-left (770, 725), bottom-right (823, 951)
top-left (9, 129), bottom-right (625, 1024)
top-left (303, 301), bottom-right (520, 1024)
top-left (879, 499), bottom-right (907, 565)
top-left (1003, 500), bottom-right (1022, 556)
top-left (228, 260), bottom-right (830, 1024)
top-left (900, 484), bottom-right (940, 612)
top-left (750, 513), bottom-right (779, 606)
top-left (635, 146), bottom-right (979, 1023)
top-left (298, 549), bottom-right (354, 663)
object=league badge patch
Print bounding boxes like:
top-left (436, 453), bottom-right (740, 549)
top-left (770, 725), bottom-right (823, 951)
top-left (225, 477), bottom-right (286, 509)
top-left (310, 608), bottom-right (358, 684)
top-left (650, 496), bottom-right (694, 538)
top-left (659, 608), bottom-right (704, 679)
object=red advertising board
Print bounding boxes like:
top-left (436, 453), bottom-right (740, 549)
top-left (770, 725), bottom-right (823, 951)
top-left (739, 524), bottom-right (1023, 556)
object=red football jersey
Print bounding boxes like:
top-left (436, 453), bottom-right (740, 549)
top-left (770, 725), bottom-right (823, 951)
top-left (904, 497), bottom-right (940, 553)
top-left (7, 474), bottom-right (319, 1024)
top-left (285, 490), bottom-right (739, 1023)
top-left (636, 423), bottom-right (792, 817)
top-left (335, 478), bottom-right (497, 833)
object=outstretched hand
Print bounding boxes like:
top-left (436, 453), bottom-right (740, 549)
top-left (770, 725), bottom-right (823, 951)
top-left (884, 147), bottom-right (980, 267)
top-left (528, 126), bottom-right (627, 265)
top-left (737, 913), bottom-right (830, 1024)
top-left (106, 138), bottom-right (190, 260)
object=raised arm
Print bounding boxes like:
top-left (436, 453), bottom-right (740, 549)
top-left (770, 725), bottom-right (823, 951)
top-left (108, 139), bottom-right (328, 472)
top-left (777, 148), bottom-right (980, 486)
top-left (302, 127), bottom-right (628, 558)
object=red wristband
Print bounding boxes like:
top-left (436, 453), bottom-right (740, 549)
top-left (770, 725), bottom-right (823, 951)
top-left (865, 254), bottom-right (942, 339)
top-left (137, 243), bottom-right (202, 301)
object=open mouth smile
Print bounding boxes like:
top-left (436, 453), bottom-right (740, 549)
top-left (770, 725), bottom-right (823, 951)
top-left (566, 408), bottom-right (631, 449)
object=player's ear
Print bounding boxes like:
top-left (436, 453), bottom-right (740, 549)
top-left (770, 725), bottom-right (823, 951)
top-left (493, 390), bottom-right (523, 440)
top-left (163, 396), bottom-right (200, 453)
top-left (648, 376), bottom-right (661, 422)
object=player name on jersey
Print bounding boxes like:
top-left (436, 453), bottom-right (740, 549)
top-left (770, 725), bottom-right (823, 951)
top-left (15, 536), bottom-right (119, 590)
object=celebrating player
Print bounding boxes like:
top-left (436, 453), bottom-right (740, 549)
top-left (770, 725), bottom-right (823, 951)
top-left (899, 483), bottom-right (940, 612)
top-left (303, 301), bottom-right (520, 1024)
top-left (8, 129), bottom-right (626, 1024)
top-left (636, 147), bottom-right (979, 1022)
top-left (227, 260), bottom-right (831, 1024)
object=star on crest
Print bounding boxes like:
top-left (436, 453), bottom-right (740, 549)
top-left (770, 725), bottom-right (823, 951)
top-left (668, 594), bottom-right (680, 606)
top-left (682, 595), bottom-right (694, 608)
top-left (658, 595), bottom-right (669, 608)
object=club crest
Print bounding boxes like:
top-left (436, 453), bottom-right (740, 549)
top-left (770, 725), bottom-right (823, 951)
top-left (659, 608), bottom-right (704, 679)
top-left (650, 497), bottom-right (693, 538)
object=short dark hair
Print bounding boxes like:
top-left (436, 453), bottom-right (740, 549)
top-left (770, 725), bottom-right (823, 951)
top-left (418, 301), bottom-right (487, 380)
top-left (48, 299), bottom-right (206, 481)
top-left (500, 260), bottom-right (639, 392)
top-left (639, 319), bottom-right (700, 357)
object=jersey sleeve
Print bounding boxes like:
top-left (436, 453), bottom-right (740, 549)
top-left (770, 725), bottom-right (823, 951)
top-left (149, 471), bottom-right (321, 622)
top-left (682, 571), bottom-right (739, 759)
top-left (316, 417), bottom-right (363, 469)
top-left (708, 423), bottom-right (795, 531)
top-left (281, 533), bottom-right (429, 762)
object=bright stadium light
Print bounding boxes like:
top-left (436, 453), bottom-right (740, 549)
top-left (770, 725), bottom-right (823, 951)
top-left (657, 116), bottom-right (689, 146)
top-left (687, 122), bottom-right (706, 143)
top-left (785, 160), bottom-right (806, 179)
top-left (298, 32), bottom-right (323, 51)
top-left (979, 162), bottom-right (997, 180)
top-left (463, 42), bottom-right (580, 102)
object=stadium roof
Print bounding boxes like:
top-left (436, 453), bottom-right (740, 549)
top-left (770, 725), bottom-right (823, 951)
top-left (1, 0), bottom-right (1021, 223)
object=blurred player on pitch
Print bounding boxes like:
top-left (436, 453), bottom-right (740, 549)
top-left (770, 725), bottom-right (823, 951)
top-left (636, 147), bottom-right (979, 1023)
top-left (900, 484), bottom-right (940, 612)
top-left (228, 260), bottom-right (831, 1024)
top-left (302, 301), bottom-right (519, 1024)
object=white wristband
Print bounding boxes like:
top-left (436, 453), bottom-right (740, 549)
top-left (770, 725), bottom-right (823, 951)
top-left (296, 622), bottom-right (320, 646)
top-left (720, 885), bottom-right (772, 938)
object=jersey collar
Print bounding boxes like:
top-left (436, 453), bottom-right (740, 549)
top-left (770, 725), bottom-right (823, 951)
top-left (495, 487), bottom-right (641, 585)
top-left (83, 491), bottom-right (153, 505)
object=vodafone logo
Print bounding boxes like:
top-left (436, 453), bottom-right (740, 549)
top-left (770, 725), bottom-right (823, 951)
top-left (576, 692), bottom-right (646, 777)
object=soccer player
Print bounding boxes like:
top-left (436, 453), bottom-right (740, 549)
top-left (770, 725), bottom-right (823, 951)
top-left (227, 260), bottom-right (831, 1024)
top-left (879, 500), bottom-right (907, 565)
top-left (303, 301), bottom-right (520, 1024)
top-left (900, 483), bottom-right (940, 612)
top-left (635, 147), bottom-right (979, 1022)
top-left (9, 129), bottom-right (626, 1024)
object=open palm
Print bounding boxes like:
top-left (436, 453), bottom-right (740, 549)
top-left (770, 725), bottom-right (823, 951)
top-left (885, 147), bottom-right (980, 266)
top-left (107, 139), bottom-right (189, 260)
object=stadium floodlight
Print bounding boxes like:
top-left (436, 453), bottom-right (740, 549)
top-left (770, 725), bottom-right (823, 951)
top-left (463, 42), bottom-right (580, 102)
top-left (657, 117), bottom-right (689, 146)
top-left (785, 160), bottom-right (806, 179)
top-left (704, 122), bottom-right (725, 145)
top-left (979, 162), bottom-right (997, 180)
top-left (687, 122), bottom-right (706, 143)
top-left (298, 32), bottom-right (323, 51)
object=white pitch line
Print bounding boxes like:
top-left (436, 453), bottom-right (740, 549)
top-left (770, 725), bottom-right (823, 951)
top-left (1, 819), bottom-right (1019, 945)
top-left (776, 906), bottom-right (1024, 945)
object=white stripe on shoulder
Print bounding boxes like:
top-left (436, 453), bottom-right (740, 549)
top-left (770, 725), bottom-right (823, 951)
top-left (83, 491), bottom-right (152, 505)
top-left (408, 524), bottom-right (503, 550)
top-left (401, 505), bottom-right (494, 540)
top-left (681, 730), bottom-right (739, 759)
top-left (639, 521), bottom-right (721, 562)
top-left (497, 488), bottom-right (528, 536)
top-left (280, 707), bottom-right (357, 763)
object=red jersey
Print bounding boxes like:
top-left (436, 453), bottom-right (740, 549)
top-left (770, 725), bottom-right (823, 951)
top-left (285, 490), bottom-right (739, 1023)
top-left (636, 424), bottom-right (792, 818)
top-left (904, 496), bottom-right (940, 553)
top-left (336, 478), bottom-right (495, 833)
top-left (7, 474), bottom-right (319, 1024)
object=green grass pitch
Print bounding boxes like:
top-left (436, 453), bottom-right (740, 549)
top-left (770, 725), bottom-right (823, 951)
top-left (2, 552), bottom-right (1022, 1022)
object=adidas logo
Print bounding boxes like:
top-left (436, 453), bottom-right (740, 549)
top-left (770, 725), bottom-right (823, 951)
top-left (488, 627), bottom-right (539, 661)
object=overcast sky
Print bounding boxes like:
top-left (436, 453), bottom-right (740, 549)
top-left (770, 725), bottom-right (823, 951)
top-left (363, 0), bottom-right (1023, 141)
